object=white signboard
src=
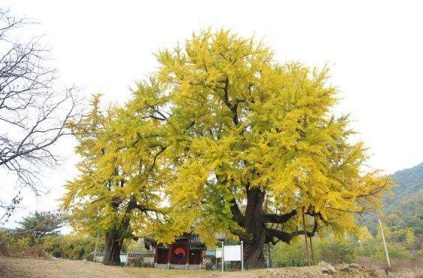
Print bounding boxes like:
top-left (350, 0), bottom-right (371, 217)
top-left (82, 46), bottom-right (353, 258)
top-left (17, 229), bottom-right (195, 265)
top-left (216, 247), bottom-right (223, 258)
top-left (120, 254), bottom-right (127, 264)
top-left (218, 241), bottom-right (245, 272)
top-left (224, 245), bottom-right (241, 261)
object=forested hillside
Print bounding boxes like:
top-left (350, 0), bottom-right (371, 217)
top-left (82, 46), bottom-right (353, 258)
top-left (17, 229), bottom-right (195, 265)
top-left (386, 162), bottom-right (423, 235)
top-left (389, 162), bottom-right (423, 212)
top-left (360, 163), bottom-right (423, 227)
top-left (358, 162), bottom-right (423, 257)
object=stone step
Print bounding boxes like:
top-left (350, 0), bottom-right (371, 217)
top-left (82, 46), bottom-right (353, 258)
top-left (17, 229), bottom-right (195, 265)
top-left (155, 264), bottom-right (201, 270)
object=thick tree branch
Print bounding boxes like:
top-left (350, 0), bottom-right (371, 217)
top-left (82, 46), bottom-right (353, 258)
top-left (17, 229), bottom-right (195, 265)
top-left (229, 198), bottom-right (245, 227)
top-left (230, 228), bottom-right (252, 243)
top-left (263, 209), bottom-right (297, 224)
top-left (265, 217), bottom-right (319, 244)
top-left (126, 196), bottom-right (164, 216)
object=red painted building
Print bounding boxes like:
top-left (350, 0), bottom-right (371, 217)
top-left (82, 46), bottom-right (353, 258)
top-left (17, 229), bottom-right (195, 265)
top-left (154, 234), bottom-right (206, 266)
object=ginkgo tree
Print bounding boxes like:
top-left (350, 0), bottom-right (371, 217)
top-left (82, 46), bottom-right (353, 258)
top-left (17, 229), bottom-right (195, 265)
top-left (148, 29), bottom-right (394, 266)
top-left (62, 93), bottom-right (168, 265)
top-left (63, 29), bottom-right (394, 267)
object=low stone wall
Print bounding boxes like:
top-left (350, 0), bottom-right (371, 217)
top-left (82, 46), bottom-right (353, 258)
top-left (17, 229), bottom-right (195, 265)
top-left (92, 253), bottom-right (155, 266)
top-left (93, 252), bottom-right (103, 263)
top-left (92, 252), bottom-right (211, 268)
top-left (202, 255), bottom-right (214, 267)
top-left (127, 253), bottom-right (155, 266)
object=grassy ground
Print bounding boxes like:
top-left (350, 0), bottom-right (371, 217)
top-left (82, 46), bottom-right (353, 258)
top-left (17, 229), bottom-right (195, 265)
top-left (1, 256), bottom-right (422, 278)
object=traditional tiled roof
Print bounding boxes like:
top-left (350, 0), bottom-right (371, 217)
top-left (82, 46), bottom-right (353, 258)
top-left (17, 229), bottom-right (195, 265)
top-left (146, 233), bottom-right (206, 249)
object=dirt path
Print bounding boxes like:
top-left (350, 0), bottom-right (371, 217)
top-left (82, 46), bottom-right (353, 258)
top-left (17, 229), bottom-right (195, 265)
top-left (0, 256), bottom-right (420, 278)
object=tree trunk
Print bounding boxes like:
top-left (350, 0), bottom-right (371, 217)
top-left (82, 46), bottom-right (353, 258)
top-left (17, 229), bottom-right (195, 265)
top-left (243, 187), bottom-right (267, 268)
top-left (102, 229), bottom-right (123, 265)
top-left (243, 235), bottom-right (266, 268)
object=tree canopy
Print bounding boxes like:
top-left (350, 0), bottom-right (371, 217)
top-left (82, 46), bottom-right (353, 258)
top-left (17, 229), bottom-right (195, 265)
top-left (63, 29), bottom-right (394, 266)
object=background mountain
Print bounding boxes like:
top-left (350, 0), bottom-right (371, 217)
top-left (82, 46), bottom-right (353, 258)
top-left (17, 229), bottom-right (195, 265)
top-left (388, 162), bottom-right (423, 207)
top-left (359, 162), bottom-right (423, 249)
top-left (385, 162), bottom-right (423, 234)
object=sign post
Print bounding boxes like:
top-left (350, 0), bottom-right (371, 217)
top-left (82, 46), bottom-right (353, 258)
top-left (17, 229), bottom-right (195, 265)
top-left (241, 241), bottom-right (244, 271)
top-left (221, 241), bottom-right (225, 272)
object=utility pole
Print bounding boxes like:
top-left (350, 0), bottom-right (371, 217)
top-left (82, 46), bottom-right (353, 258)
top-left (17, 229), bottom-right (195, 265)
top-left (379, 219), bottom-right (391, 267)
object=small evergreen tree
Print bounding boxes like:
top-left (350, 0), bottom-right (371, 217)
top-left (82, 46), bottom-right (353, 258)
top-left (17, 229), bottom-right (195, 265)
top-left (16, 211), bottom-right (64, 242)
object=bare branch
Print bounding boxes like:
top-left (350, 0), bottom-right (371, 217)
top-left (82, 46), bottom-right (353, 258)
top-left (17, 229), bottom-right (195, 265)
top-left (0, 8), bottom-right (82, 216)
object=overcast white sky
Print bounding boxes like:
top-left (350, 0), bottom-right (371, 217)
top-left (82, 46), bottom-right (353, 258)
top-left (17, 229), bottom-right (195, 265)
top-left (2, 0), bottom-right (423, 227)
